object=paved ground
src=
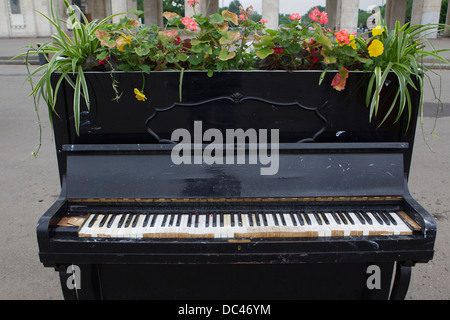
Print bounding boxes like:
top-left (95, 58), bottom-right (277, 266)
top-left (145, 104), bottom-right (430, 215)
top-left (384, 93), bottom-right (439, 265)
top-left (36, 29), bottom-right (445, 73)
top-left (0, 37), bottom-right (449, 300)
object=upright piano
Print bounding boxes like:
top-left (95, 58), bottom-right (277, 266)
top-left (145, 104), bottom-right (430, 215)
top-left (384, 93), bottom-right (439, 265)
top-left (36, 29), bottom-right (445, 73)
top-left (37, 71), bottom-right (436, 299)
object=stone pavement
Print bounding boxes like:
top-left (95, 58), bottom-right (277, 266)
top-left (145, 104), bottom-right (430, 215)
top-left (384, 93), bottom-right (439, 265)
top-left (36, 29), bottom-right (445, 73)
top-left (0, 35), bottom-right (449, 300)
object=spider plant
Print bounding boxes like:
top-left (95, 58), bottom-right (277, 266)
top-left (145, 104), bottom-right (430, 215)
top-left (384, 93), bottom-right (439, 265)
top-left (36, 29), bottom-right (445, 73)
top-left (367, 21), bottom-right (450, 130)
top-left (17, 0), bottom-right (122, 153)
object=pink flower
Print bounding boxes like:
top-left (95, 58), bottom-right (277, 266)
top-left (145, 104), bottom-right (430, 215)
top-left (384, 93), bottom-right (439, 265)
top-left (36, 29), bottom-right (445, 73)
top-left (331, 67), bottom-right (349, 91)
top-left (180, 16), bottom-right (198, 32)
top-left (309, 7), bottom-right (328, 24)
top-left (259, 19), bottom-right (268, 24)
top-left (239, 14), bottom-right (248, 21)
top-left (289, 13), bottom-right (301, 20)
top-left (187, 0), bottom-right (199, 7)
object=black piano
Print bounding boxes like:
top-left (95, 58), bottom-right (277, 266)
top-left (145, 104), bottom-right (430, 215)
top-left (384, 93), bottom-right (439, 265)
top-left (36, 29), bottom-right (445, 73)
top-left (37, 71), bottom-right (436, 300)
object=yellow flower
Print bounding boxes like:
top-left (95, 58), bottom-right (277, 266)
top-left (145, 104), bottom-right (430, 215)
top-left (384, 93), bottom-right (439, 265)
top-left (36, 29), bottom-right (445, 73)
top-left (134, 88), bottom-right (147, 102)
top-left (372, 26), bottom-right (384, 36)
top-left (368, 39), bottom-right (384, 57)
top-left (349, 34), bottom-right (356, 50)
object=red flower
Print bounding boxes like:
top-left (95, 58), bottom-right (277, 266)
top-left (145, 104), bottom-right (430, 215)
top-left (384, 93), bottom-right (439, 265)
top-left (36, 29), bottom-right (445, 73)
top-left (98, 56), bottom-right (109, 65)
top-left (271, 47), bottom-right (284, 54)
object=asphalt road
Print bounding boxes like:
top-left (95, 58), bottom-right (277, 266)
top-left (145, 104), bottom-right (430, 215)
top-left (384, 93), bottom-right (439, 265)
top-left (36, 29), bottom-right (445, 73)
top-left (0, 64), bottom-right (449, 300)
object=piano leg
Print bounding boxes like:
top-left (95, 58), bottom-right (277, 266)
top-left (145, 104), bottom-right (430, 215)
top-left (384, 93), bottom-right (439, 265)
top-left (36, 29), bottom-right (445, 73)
top-left (389, 262), bottom-right (412, 300)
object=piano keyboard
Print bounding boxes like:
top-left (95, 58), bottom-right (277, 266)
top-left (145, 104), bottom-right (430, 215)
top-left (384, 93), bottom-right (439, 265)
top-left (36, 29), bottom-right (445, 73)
top-left (77, 211), bottom-right (420, 239)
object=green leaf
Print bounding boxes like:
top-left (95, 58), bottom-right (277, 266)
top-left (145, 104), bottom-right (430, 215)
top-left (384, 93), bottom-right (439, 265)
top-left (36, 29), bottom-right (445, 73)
top-left (188, 55), bottom-right (203, 65)
top-left (209, 13), bottom-right (224, 24)
top-left (177, 53), bottom-right (188, 62)
top-left (218, 48), bottom-right (236, 61)
top-left (135, 46), bottom-right (150, 56)
top-left (256, 47), bottom-right (274, 59)
top-left (138, 64), bottom-right (151, 74)
top-left (288, 43), bottom-right (301, 54)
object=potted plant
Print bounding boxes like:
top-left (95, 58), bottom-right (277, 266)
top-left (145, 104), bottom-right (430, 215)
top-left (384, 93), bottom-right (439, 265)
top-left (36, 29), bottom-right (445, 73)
top-left (21, 1), bottom-right (449, 159)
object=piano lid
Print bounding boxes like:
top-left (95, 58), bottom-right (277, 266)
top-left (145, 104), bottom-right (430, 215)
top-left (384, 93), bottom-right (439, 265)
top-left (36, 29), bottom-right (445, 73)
top-left (63, 143), bottom-right (408, 200)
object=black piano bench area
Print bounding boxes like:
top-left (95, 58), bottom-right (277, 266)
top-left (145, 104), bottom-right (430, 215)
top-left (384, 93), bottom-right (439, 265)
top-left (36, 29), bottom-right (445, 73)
top-left (37, 71), bottom-right (436, 300)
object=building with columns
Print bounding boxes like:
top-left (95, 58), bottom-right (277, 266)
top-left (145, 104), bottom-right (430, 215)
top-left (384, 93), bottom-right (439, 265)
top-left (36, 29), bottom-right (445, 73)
top-left (0, 0), bottom-right (449, 38)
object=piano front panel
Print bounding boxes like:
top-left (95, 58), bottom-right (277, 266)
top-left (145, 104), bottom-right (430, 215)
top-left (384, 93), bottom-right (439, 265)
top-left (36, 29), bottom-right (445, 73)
top-left (60, 209), bottom-right (420, 240)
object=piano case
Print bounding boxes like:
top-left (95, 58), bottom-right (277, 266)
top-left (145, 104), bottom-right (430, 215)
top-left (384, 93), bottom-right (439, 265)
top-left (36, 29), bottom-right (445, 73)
top-left (37, 71), bottom-right (436, 300)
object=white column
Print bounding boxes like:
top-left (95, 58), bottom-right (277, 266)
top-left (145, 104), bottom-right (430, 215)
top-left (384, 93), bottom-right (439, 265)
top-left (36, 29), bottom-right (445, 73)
top-left (143, 0), bottom-right (162, 26)
top-left (32, 0), bottom-right (53, 37)
top-left (0, 0), bottom-right (11, 37)
top-left (386, 0), bottom-right (407, 30)
top-left (326, 0), bottom-right (338, 31)
top-left (411, 0), bottom-right (442, 39)
top-left (445, 0), bottom-right (450, 37)
top-left (185, 0), bottom-right (219, 17)
top-left (338, 0), bottom-right (359, 34)
top-left (262, 0), bottom-right (279, 30)
top-left (111, 0), bottom-right (139, 23)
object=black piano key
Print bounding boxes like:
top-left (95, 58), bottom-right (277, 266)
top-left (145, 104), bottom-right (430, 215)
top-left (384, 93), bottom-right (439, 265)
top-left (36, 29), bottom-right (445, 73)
top-left (248, 213), bottom-right (254, 227)
top-left (320, 212), bottom-right (330, 225)
top-left (220, 213), bottom-right (224, 227)
top-left (343, 211), bottom-right (354, 225)
top-left (194, 213), bottom-right (199, 228)
top-left (205, 214), bottom-right (210, 228)
top-left (99, 214), bottom-right (109, 227)
top-left (261, 213), bottom-right (268, 226)
top-left (88, 214), bottom-right (99, 228)
top-left (106, 214), bottom-right (116, 228)
top-left (385, 211), bottom-right (397, 225)
top-left (231, 213), bottom-right (235, 227)
top-left (150, 214), bottom-right (157, 227)
top-left (168, 214), bottom-right (175, 227)
top-left (124, 214), bottom-right (133, 228)
top-left (303, 213), bottom-right (311, 225)
top-left (378, 211), bottom-right (391, 225)
top-left (354, 211), bottom-right (366, 224)
top-left (213, 213), bottom-right (217, 227)
top-left (337, 211), bottom-right (348, 225)
top-left (175, 214), bottom-right (182, 227)
top-left (117, 214), bottom-right (126, 228)
top-left (160, 214), bottom-right (168, 227)
top-left (331, 211), bottom-right (341, 224)
top-left (372, 211), bottom-right (384, 225)
top-left (290, 213), bottom-right (298, 226)
top-left (142, 214), bottom-right (150, 227)
top-left (361, 211), bottom-right (373, 225)
top-left (279, 213), bottom-right (287, 226)
top-left (272, 213), bottom-right (279, 226)
top-left (238, 213), bottom-right (243, 227)
top-left (255, 214), bottom-right (261, 226)
top-left (131, 214), bottom-right (139, 228)
top-left (187, 213), bottom-right (193, 228)
top-left (313, 212), bottom-right (322, 225)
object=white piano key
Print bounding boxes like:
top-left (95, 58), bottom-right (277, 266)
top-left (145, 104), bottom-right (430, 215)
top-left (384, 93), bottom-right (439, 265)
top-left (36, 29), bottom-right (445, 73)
top-left (390, 212), bottom-right (413, 235)
top-left (78, 214), bottom-right (97, 237)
